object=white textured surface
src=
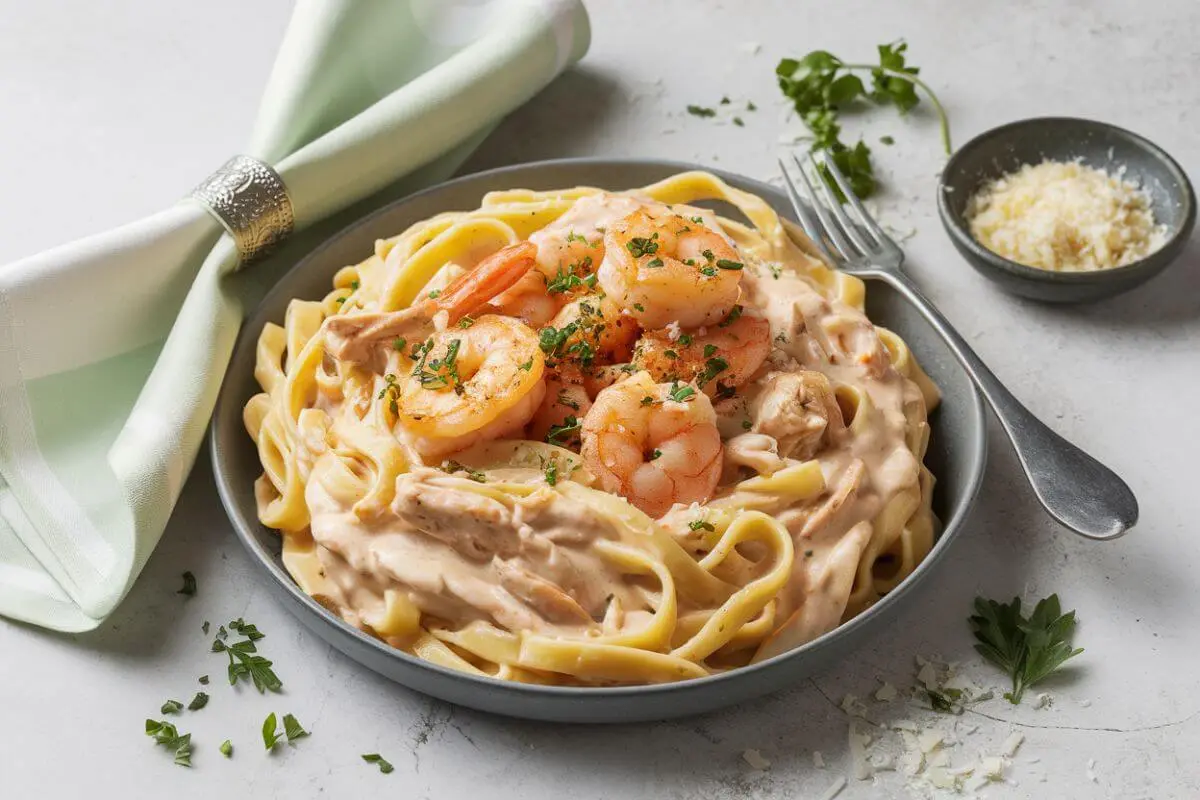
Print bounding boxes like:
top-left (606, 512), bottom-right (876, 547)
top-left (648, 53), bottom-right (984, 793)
top-left (1, 1), bottom-right (1198, 797)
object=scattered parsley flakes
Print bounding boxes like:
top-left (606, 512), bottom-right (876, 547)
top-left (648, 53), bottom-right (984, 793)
top-left (518, 357), bottom-right (534, 371)
top-left (457, 316), bottom-right (475, 329)
top-left (677, 333), bottom-right (694, 346)
top-left (732, 116), bottom-right (745, 127)
top-left (741, 419), bottom-right (753, 430)
top-left (219, 740), bottom-right (233, 758)
top-left (686, 105), bottom-right (716, 118)
top-left (703, 344), bottom-right (718, 358)
top-left (427, 289), bottom-right (442, 299)
top-left (362, 753), bottom-right (395, 774)
top-left (747, 100), bottom-right (757, 111)
top-left (282, 713), bottom-right (309, 742)
top-left (187, 692), bottom-right (209, 711)
top-left (198, 675), bottom-right (209, 685)
top-left (177, 571), bottom-right (196, 597)
top-left (201, 621), bottom-right (210, 635)
top-left (544, 459), bottom-right (559, 487)
top-left (350, 280), bottom-right (360, 290)
top-left (688, 519), bottom-right (716, 532)
top-left (718, 305), bottom-right (743, 328)
top-left (649, 449), bottom-right (663, 461)
top-left (633, 303), bottom-right (645, 312)
top-left (880, 135), bottom-right (895, 145)
top-left (262, 713), bottom-right (282, 750)
top-left (441, 460), bottom-right (487, 483)
top-left (161, 699), bottom-right (183, 715)
top-left (211, 618), bottom-right (282, 693)
top-left (716, 259), bottom-right (743, 270)
top-left (626, 236), bottom-right (660, 258)
top-left (720, 95), bottom-right (731, 105)
top-left (646, 257), bottom-right (664, 268)
top-left (146, 719), bottom-right (192, 767)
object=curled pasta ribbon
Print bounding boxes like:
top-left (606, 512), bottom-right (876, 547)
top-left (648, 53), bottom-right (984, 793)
top-left (670, 511), bottom-right (793, 663)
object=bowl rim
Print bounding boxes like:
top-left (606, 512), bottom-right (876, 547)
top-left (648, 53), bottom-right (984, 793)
top-left (211, 156), bottom-right (988, 701)
top-left (936, 116), bottom-right (1197, 285)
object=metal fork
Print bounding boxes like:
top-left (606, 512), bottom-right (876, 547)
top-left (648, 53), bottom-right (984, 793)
top-left (778, 152), bottom-right (1138, 541)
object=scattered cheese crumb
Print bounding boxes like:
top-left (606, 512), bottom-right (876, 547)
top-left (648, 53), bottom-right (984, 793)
top-left (664, 321), bottom-right (682, 342)
top-left (840, 694), bottom-right (867, 717)
top-left (812, 751), bottom-right (825, 768)
top-left (979, 756), bottom-right (1006, 779)
top-left (848, 725), bottom-right (874, 780)
top-left (875, 682), bottom-right (898, 702)
top-left (1034, 692), bottom-right (1053, 710)
top-left (966, 159), bottom-right (1167, 272)
top-left (916, 662), bottom-right (940, 690)
top-left (742, 749), bottom-right (770, 770)
top-left (918, 730), bottom-right (945, 754)
top-left (1000, 732), bottom-right (1025, 758)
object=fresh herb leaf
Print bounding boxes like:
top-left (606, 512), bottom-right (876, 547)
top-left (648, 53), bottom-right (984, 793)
top-left (697, 357), bottom-right (729, 387)
top-left (747, 101), bottom-right (757, 111)
top-left (926, 688), bottom-right (963, 713)
top-left (198, 675), bottom-right (209, 685)
top-left (187, 692), bottom-right (209, 711)
top-left (686, 105), bottom-right (716, 118)
top-left (427, 289), bottom-right (442, 299)
top-left (177, 571), bottom-right (196, 597)
top-left (732, 116), bottom-right (745, 127)
top-left (649, 449), bottom-right (663, 461)
top-left (716, 259), bottom-right (743, 271)
top-left (518, 357), bottom-right (534, 371)
top-left (775, 42), bottom-right (950, 200)
top-left (741, 419), bottom-right (753, 430)
top-left (688, 519), bottom-right (716, 532)
top-left (362, 753), bottom-right (395, 774)
top-left (201, 621), bottom-right (210, 635)
top-left (262, 712), bottom-right (281, 750)
top-left (677, 333), bottom-right (694, 347)
top-left (880, 135), bottom-right (895, 145)
top-left (457, 316), bottom-right (475, 329)
top-left (720, 95), bottom-right (731, 105)
top-left (646, 257), bottom-right (664, 268)
top-left (626, 236), bottom-right (660, 258)
top-left (718, 305), bottom-right (743, 328)
top-left (282, 713), bottom-right (309, 742)
top-left (632, 303), bottom-right (645, 312)
top-left (161, 699), bottom-right (183, 715)
top-left (219, 740), bottom-right (233, 757)
top-left (969, 594), bottom-right (1083, 705)
top-left (703, 344), bottom-right (718, 358)
top-left (216, 619), bottom-right (282, 694)
top-left (544, 459), bottom-right (559, 487)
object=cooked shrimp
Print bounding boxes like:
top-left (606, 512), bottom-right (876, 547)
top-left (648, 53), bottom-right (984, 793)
top-left (527, 379), bottom-right (592, 447)
top-left (598, 208), bottom-right (745, 329)
top-left (489, 231), bottom-right (605, 327)
top-left (392, 315), bottom-right (546, 459)
top-left (581, 371), bottom-right (723, 518)
top-left (487, 269), bottom-right (563, 327)
top-left (324, 241), bottom-right (538, 361)
top-left (632, 310), bottom-right (771, 397)
top-left (541, 294), bottom-right (640, 373)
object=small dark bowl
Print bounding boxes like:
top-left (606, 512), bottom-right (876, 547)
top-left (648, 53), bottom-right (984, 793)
top-left (937, 117), bottom-right (1195, 303)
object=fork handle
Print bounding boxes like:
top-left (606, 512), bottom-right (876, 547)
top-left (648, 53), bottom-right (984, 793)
top-left (871, 269), bottom-right (1138, 540)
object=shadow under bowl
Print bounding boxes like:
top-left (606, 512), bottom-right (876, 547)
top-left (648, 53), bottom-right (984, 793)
top-left (937, 117), bottom-right (1196, 303)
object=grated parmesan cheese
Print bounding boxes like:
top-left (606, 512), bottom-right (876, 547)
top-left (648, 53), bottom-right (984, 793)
top-left (966, 159), bottom-right (1167, 272)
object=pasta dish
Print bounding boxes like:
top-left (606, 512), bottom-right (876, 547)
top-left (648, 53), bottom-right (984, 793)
top-left (245, 171), bottom-right (938, 685)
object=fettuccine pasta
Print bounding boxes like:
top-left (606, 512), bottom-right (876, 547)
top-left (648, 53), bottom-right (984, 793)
top-left (244, 172), bottom-right (938, 684)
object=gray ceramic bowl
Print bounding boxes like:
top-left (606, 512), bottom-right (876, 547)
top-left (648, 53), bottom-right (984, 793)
top-left (938, 117), bottom-right (1196, 303)
top-left (211, 158), bottom-right (987, 723)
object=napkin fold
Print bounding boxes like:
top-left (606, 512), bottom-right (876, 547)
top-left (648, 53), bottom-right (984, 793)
top-left (0, 0), bottom-right (590, 632)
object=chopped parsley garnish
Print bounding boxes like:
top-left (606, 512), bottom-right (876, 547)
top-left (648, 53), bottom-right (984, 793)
top-left (720, 96), bottom-right (731, 105)
top-left (198, 675), bottom-right (209, 685)
top-left (686, 105), bottom-right (716, 118)
top-left (718, 305), bottom-right (743, 327)
top-left (177, 571), bottom-right (196, 597)
top-left (688, 519), bottom-right (716, 532)
top-left (701, 249), bottom-right (715, 262)
top-left (544, 459), bottom-right (559, 486)
top-left (187, 692), bottom-right (209, 711)
top-left (649, 449), bottom-right (663, 461)
top-left (626, 235), bottom-right (660, 258)
top-left (362, 753), bottom-right (395, 774)
top-left (804, 549), bottom-right (814, 557)
top-left (703, 344), bottom-right (718, 358)
top-left (677, 334), bottom-right (694, 347)
top-left (565, 230), bottom-right (588, 243)
top-left (457, 316), bottom-right (475, 328)
top-left (283, 714), bottom-right (309, 742)
top-left (880, 135), bottom-right (895, 145)
top-left (546, 416), bottom-right (582, 445)
top-left (392, 336), bottom-right (407, 352)
top-left (441, 460), bottom-right (486, 483)
top-left (690, 216), bottom-right (704, 224)
top-left (427, 289), bottom-right (442, 299)
top-left (742, 419), bottom-right (753, 430)
top-left (201, 621), bottom-right (210, 635)
top-left (775, 331), bottom-right (790, 344)
top-left (747, 101), bottom-right (757, 111)
top-left (697, 357), bottom-right (729, 387)
top-left (664, 349), bottom-right (679, 360)
top-left (145, 719), bottom-right (192, 767)
top-left (633, 303), bottom-right (645, 312)
top-left (667, 383), bottom-right (697, 403)
top-left (518, 357), bottom-right (533, 371)
top-left (416, 339), bottom-right (464, 394)
top-left (161, 699), bottom-right (183, 715)
top-left (640, 396), bottom-right (655, 407)
top-left (350, 280), bottom-right (360, 290)
top-left (220, 740), bottom-right (233, 757)
top-left (646, 257), bottom-right (664, 268)
top-left (699, 266), bottom-right (718, 277)
top-left (714, 382), bottom-right (737, 400)
top-left (556, 390), bottom-right (580, 410)
top-left (716, 259), bottom-right (743, 270)
top-left (732, 116), bottom-right (745, 127)
top-left (927, 688), bottom-right (963, 713)
top-left (768, 263), bottom-right (783, 279)
top-left (547, 264), bottom-right (594, 294)
top-left (211, 617), bottom-right (281, 693)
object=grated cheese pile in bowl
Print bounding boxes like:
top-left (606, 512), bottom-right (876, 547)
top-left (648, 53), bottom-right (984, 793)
top-left (965, 159), bottom-right (1168, 272)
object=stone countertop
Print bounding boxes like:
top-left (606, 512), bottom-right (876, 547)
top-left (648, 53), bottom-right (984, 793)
top-left (1, 1), bottom-right (1197, 797)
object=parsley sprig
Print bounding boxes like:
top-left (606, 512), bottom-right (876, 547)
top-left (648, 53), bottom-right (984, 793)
top-left (211, 617), bottom-right (282, 693)
top-left (969, 594), bottom-right (1083, 705)
top-left (146, 719), bottom-right (193, 767)
top-left (776, 41), bottom-right (950, 200)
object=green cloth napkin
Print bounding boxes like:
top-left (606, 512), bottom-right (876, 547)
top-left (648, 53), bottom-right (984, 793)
top-left (0, 0), bottom-right (590, 632)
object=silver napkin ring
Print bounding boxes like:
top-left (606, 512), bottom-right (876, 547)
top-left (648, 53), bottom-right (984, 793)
top-left (190, 155), bottom-right (294, 264)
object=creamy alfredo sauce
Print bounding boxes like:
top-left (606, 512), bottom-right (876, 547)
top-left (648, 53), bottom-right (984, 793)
top-left (302, 192), bottom-right (931, 661)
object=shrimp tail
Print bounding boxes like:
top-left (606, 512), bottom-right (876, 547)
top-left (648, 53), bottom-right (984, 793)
top-left (437, 241), bottom-right (538, 323)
